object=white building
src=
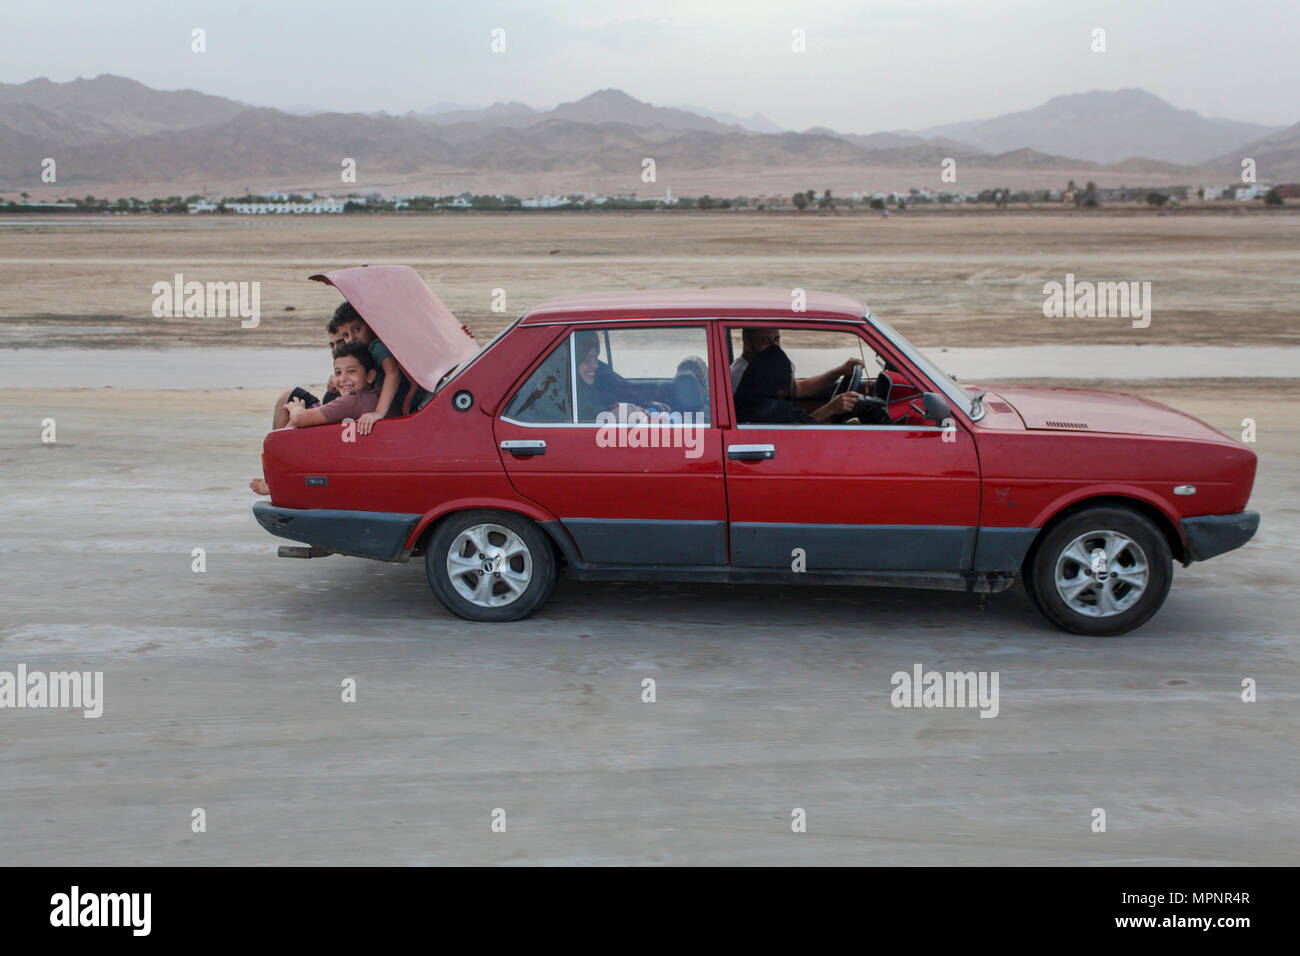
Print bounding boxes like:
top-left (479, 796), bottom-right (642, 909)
top-left (1234, 184), bottom-right (1269, 201)
top-left (187, 200), bottom-right (219, 214)
top-left (521, 194), bottom-right (571, 208)
top-left (226, 198), bottom-right (345, 214)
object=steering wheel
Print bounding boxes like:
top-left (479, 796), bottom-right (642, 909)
top-left (833, 363), bottom-right (865, 400)
top-left (832, 361), bottom-right (863, 400)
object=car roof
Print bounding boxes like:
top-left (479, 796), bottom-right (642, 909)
top-left (519, 287), bottom-right (868, 325)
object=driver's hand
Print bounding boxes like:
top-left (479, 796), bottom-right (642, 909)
top-left (840, 357), bottom-right (865, 375)
top-left (812, 391), bottom-right (862, 422)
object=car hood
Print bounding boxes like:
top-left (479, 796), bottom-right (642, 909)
top-left (986, 385), bottom-right (1235, 443)
top-left (311, 265), bottom-right (479, 391)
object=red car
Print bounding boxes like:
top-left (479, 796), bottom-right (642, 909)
top-left (255, 266), bottom-right (1258, 635)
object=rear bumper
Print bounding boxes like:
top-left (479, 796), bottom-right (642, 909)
top-left (1180, 510), bottom-right (1259, 563)
top-left (252, 502), bottom-right (421, 561)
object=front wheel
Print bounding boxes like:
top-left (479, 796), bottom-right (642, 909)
top-left (426, 510), bottom-right (558, 622)
top-left (1025, 506), bottom-right (1172, 636)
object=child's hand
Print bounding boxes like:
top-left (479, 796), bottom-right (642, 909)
top-left (356, 411), bottom-right (382, 435)
top-left (285, 397), bottom-right (307, 426)
top-left (326, 374), bottom-right (338, 392)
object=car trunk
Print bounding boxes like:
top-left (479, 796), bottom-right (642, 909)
top-left (311, 265), bottom-right (480, 391)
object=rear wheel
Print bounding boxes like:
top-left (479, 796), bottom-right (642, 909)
top-left (1026, 506), bottom-right (1172, 636)
top-left (426, 510), bottom-right (557, 622)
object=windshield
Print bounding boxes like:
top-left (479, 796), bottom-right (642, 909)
top-left (865, 310), bottom-right (980, 420)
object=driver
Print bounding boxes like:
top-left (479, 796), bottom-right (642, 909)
top-left (731, 328), bottom-right (863, 397)
top-left (734, 345), bottom-right (862, 424)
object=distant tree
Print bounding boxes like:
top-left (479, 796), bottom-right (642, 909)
top-left (1082, 181), bottom-right (1100, 208)
top-left (20, 191), bottom-right (30, 203)
top-left (698, 194), bottom-right (714, 210)
top-left (869, 198), bottom-right (885, 210)
top-left (1146, 192), bottom-right (1169, 207)
top-left (792, 192), bottom-right (809, 211)
top-left (1265, 188), bottom-right (1283, 206)
top-left (817, 189), bottom-right (833, 209)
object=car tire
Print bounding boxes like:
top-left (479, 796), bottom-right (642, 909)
top-left (1025, 506), bottom-right (1172, 636)
top-left (426, 510), bottom-right (558, 622)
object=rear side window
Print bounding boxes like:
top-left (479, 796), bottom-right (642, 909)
top-left (503, 339), bottom-right (571, 423)
top-left (503, 325), bottom-right (712, 425)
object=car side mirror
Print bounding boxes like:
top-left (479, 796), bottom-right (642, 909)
top-left (921, 392), bottom-right (951, 424)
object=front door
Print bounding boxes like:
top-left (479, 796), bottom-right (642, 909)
top-left (722, 325), bottom-right (981, 571)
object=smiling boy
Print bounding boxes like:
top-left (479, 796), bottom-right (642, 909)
top-left (270, 316), bottom-right (346, 430)
top-left (335, 301), bottom-right (409, 433)
top-left (249, 342), bottom-right (379, 496)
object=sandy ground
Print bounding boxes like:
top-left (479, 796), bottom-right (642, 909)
top-left (1, 383), bottom-right (1296, 865)
top-left (2, 211), bottom-right (1298, 349)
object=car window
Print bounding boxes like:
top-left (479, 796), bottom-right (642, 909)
top-left (728, 327), bottom-right (881, 396)
top-left (503, 326), bottom-right (712, 425)
top-left (502, 336), bottom-right (572, 423)
top-left (572, 327), bottom-right (711, 424)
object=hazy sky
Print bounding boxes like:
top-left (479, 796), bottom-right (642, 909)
top-left (5, 0), bottom-right (1297, 130)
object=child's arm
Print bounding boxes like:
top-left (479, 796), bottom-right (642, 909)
top-left (373, 356), bottom-right (400, 416)
top-left (357, 356), bottom-right (400, 434)
top-left (287, 402), bottom-right (329, 428)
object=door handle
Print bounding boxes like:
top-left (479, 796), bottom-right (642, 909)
top-left (501, 439), bottom-right (546, 457)
top-left (727, 443), bottom-right (775, 461)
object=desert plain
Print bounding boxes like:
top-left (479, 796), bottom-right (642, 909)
top-left (1, 209), bottom-right (1297, 865)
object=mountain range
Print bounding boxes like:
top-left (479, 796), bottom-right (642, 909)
top-left (1, 75), bottom-right (1295, 197)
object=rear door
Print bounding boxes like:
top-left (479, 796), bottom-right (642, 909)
top-left (494, 322), bottom-right (727, 566)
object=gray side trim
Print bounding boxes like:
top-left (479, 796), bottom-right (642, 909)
top-left (253, 503), bottom-right (420, 562)
top-left (560, 517), bottom-right (727, 566)
top-left (564, 565), bottom-right (1016, 594)
top-left (971, 527), bottom-right (1040, 571)
top-left (731, 522), bottom-right (976, 571)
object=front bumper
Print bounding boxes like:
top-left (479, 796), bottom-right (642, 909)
top-left (253, 502), bottom-right (421, 561)
top-left (1180, 510), bottom-right (1259, 563)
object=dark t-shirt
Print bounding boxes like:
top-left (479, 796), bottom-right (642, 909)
top-left (318, 389), bottom-right (379, 424)
top-left (368, 338), bottom-right (410, 418)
